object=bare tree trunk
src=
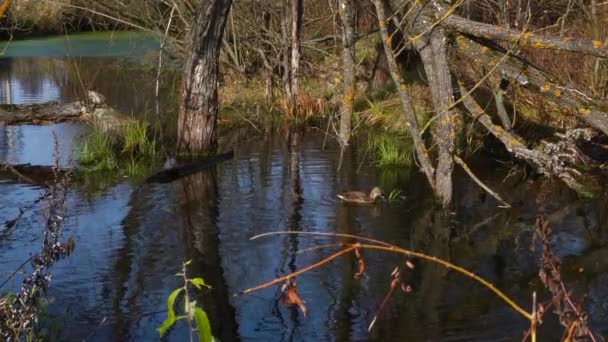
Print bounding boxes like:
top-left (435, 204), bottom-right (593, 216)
top-left (281, 0), bottom-right (292, 99)
top-left (338, 0), bottom-right (356, 147)
top-left (289, 0), bottom-right (303, 102)
top-left (262, 10), bottom-right (274, 100)
top-left (177, 0), bottom-right (232, 155)
top-left (366, 42), bottom-right (390, 92)
top-left (413, 24), bottom-right (457, 207)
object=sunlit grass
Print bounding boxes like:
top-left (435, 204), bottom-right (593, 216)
top-left (121, 120), bottom-right (156, 158)
top-left (79, 129), bottom-right (118, 171)
top-left (368, 133), bottom-right (412, 168)
top-left (78, 119), bottom-right (158, 177)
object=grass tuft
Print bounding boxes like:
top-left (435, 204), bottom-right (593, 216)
top-left (78, 119), bottom-right (158, 177)
top-left (368, 132), bottom-right (412, 168)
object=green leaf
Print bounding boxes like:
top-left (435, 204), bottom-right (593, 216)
top-left (193, 306), bottom-right (213, 342)
top-left (189, 277), bottom-right (211, 290)
top-left (156, 287), bottom-right (184, 337)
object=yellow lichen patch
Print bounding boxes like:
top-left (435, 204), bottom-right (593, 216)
top-left (386, 37), bottom-right (392, 46)
top-left (509, 138), bottom-right (523, 147)
top-left (578, 108), bottom-right (592, 115)
top-left (553, 90), bottom-right (561, 98)
top-left (481, 46), bottom-right (489, 53)
top-left (495, 26), bottom-right (502, 32)
top-left (531, 41), bottom-right (555, 49)
top-left (522, 32), bottom-right (532, 40)
top-left (378, 21), bottom-right (386, 29)
top-left (540, 83), bottom-right (551, 92)
top-left (562, 37), bottom-right (571, 42)
top-left (0, 0), bottom-right (9, 19)
top-left (592, 41), bottom-right (602, 49)
top-left (399, 84), bottom-right (408, 91)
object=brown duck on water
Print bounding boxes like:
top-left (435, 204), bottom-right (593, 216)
top-left (337, 187), bottom-right (383, 204)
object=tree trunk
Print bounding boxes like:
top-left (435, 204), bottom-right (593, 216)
top-left (262, 10), bottom-right (274, 100)
top-left (289, 0), bottom-right (303, 102)
top-left (338, 0), bottom-right (356, 147)
top-left (177, 0), bottom-right (232, 155)
top-left (413, 21), bottom-right (457, 208)
top-left (281, 0), bottom-right (292, 99)
top-left (367, 42), bottom-right (390, 92)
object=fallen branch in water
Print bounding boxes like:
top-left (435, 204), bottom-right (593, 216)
top-left (454, 155), bottom-right (511, 208)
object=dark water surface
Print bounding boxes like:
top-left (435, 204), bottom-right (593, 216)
top-left (1, 33), bottom-right (608, 341)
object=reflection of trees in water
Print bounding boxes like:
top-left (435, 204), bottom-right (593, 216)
top-left (99, 170), bottom-right (237, 341)
top-left (272, 130), bottom-right (305, 339)
top-left (1, 57), bottom-right (172, 116)
top-left (177, 170), bottom-right (238, 342)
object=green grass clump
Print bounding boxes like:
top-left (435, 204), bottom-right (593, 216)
top-left (78, 119), bottom-right (158, 177)
top-left (121, 120), bottom-right (156, 158)
top-left (368, 133), bottom-right (412, 168)
top-left (79, 129), bottom-right (118, 171)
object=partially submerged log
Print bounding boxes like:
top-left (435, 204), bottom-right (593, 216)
top-left (0, 91), bottom-right (131, 135)
top-left (0, 163), bottom-right (69, 187)
top-left (459, 82), bottom-right (600, 194)
top-left (145, 151), bottom-right (234, 184)
top-left (0, 102), bottom-right (85, 126)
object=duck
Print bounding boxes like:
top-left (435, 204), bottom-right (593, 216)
top-left (337, 186), bottom-right (383, 204)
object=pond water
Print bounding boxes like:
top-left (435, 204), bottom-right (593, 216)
top-left (1, 33), bottom-right (608, 341)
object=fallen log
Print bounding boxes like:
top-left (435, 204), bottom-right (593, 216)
top-left (0, 163), bottom-right (69, 187)
top-left (459, 82), bottom-right (598, 194)
top-left (0, 91), bottom-right (131, 135)
top-left (144, 151), bottom-right (234, 184)
top-left (0, 102), bottom-right (85, 126)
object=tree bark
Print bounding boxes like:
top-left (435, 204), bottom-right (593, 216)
top-left (367, 42), bottom-right (391, 92)
top-left (372, 0), bottom-right (436, 189)
top-left (455, 35), bottom-right (608, 136)
top-left (281, 0), bottom-right (292, 99)
top-left (443, 14), bottom-right (608, 58)
top-left (262, 9), bottom-right (274, 100)
top-left (177, 0), bottom-right (232, 155)
top-left (289, 0), bottom-right (303, 102)
top-left (338, 0), bottom-right (356, 147)
top-left (412, 17), bottom-right (457, 208)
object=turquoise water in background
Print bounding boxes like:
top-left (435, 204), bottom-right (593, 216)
top-left (0, 31), bottom-right (160, 58)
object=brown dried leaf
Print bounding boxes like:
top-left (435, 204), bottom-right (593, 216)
top-left (281, 279), bottom-right (307, 317)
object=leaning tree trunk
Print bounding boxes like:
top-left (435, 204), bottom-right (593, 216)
top-left (177, 0), bottom-right (232, 155)
top-left (338, 0), bottom-right (356, 147)
top-left (372, 0), bottom-right (436, 189)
